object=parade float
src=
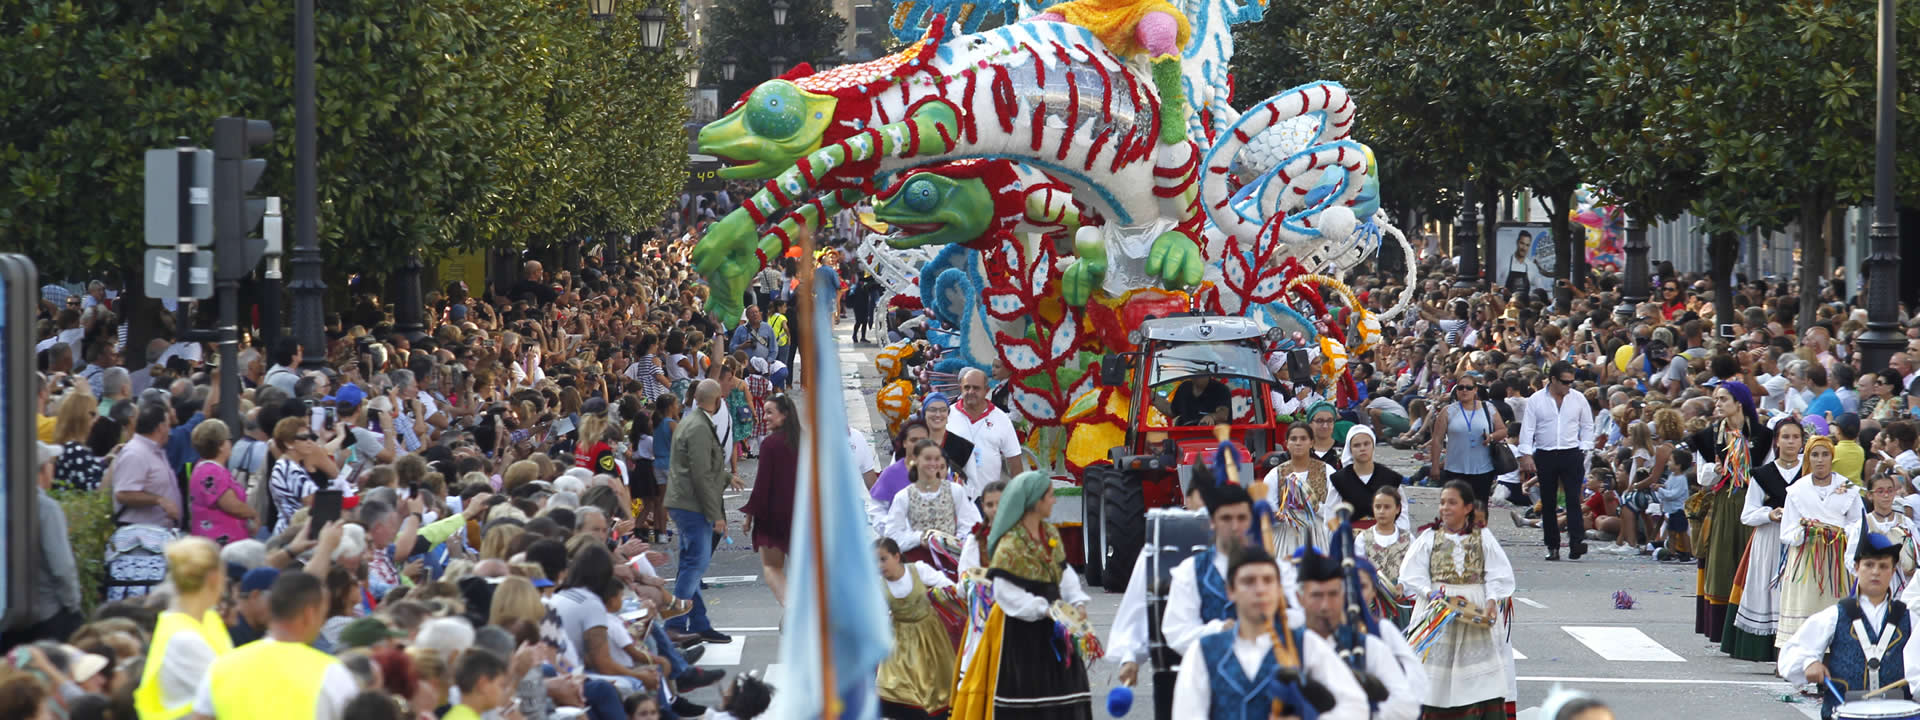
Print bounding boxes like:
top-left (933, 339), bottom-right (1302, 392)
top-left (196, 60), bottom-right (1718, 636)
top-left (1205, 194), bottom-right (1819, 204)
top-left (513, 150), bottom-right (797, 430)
top-left (689, 0), bottom-right (1417, 579)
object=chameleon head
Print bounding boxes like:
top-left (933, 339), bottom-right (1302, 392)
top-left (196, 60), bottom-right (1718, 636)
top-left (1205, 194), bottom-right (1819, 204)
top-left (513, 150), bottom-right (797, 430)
top-left (698, 80), bottom-right (838, 180)
top-left (873, 171), bottom-right (994, 248)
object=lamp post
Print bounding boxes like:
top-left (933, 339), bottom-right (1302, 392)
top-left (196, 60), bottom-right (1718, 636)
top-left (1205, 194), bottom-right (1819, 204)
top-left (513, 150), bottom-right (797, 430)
top-left (590, 0), bottom-right (619, 22)
top-left (1453, 179), bottom-right (1479, 288)
top-left (771, 55), bottom-right (789, 77)
top-left (772, 0), bottom-right (791, 27)
top-left (722, 55), bottom-right (739, 81)
top-left (1617, 211), bottom-right (1650, 321)
top-left (1860, 0), bottom-right (1905, 371)
top-left (290, 0), bottom-right (326, 369)
top-left (636, 6), bottom-right (668, 48)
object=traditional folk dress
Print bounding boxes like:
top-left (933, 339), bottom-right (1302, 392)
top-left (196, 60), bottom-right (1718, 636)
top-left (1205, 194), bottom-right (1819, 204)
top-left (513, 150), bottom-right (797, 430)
top-left (1692, 421), bottom-right (1773, 643)
top-left (1777, 474), bottom-right (1864, 649)
top-left (1169, 623), bottom-right (1372, 720)
top-left (886, 478), bottom-right (983, 579)
top-left (878, 561), bottom-right (960, 719)
top-left (951, 523), bottom-right (1095, 720)
top-left (1722, 458), bottom-right (1799, 662)
top-left (1777, 595), bottom-right (1920, 720)
top-left (1366, 525), bottom-right (1415, 629)
top-left (1262, 460), bottom-right (1335, 558)
top-left (1400, 526), bottom-right (1517, 720)
top-left (1864, 511), bottom-right (1919, 599)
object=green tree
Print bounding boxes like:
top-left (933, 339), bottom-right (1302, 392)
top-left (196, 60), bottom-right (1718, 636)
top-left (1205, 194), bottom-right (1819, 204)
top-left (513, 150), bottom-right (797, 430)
top-left (0, 0), bottom-right (690, 286)
top-left (700, 0), bottom-right (847, 104)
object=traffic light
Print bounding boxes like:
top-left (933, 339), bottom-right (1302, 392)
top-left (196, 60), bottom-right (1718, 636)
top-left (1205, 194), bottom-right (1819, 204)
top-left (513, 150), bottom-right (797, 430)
top-left (214, 116), bottom-right (274, 281)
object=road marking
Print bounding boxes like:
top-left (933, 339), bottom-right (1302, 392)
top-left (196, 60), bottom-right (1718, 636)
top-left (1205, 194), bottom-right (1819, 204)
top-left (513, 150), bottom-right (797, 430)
top-left (1515, 597), bottom-right (1547, 609)
top-left (700, 640), bottom-right (745, 667)
top-left (1560, 626), bottom-right (1686, 662)
top-left (1517, 676), bottom-right (1791, 687)
top-left (1512, 647), bottom-right (1527, 660)
top-left (704, 575), bottom-right (760, 587)
top-left (713, 626), bottom-right (781, 633)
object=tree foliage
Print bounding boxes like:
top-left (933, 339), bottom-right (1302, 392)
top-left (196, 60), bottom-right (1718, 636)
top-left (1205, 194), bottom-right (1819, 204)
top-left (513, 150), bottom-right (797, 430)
top-left (0, 0), bottom-right (691, 283)
top-left (700, 0), bottom-right (848, 106)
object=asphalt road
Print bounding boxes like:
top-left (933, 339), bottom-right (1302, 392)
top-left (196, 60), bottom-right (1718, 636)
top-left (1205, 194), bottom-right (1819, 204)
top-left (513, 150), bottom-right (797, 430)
top-left (668, 324), bottom-right (1821, 719)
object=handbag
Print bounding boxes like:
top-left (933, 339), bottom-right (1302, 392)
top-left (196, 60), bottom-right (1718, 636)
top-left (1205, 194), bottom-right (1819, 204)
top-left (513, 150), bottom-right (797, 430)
top-left (1482, 405), bottom-right (1519, 474)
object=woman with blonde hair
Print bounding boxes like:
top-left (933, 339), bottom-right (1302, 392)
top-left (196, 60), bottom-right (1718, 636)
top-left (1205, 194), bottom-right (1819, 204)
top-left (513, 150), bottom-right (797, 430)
top-left (480, 524), bottom-right (526, 561)
top-left (1776, 434), bottom-right (1862, 648)
top-left (51, 389), bottom-right (107, 491)
top-left (488, 576), bottom-right (546, 628)
top-left (134, 537), bottom-right (234, 719)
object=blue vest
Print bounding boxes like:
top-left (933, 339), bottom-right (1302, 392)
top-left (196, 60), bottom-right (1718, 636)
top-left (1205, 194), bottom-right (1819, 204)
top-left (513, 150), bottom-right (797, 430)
top-left (1198, 626), bottom-right (1311, 720)
top-left (1823, 597), bottom-right (1913, 720)
top-left (1195, 547), bottom-right (1235, 622)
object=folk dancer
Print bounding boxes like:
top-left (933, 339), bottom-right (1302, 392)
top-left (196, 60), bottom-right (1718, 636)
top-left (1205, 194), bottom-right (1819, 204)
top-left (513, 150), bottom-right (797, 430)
top-left (1723, 417), bottom-right (1804, 662)
top-left (1779, 435), bottom-right (1863, 650)
top-left (1399, 480), bottom-right (1518, 720)
top-left (1778, 532), bottom-right (1920, 720)
top-left (1694, 382), bottom-right (1773, 644)
top-left (1296, 546), bottom-right (1421, 720)
top-left (875, 538), bottom-right (960, 720)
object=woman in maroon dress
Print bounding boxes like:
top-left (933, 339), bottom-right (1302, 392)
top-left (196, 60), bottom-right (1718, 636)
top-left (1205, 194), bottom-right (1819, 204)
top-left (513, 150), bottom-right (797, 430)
top-left (742, 394), bottom-right (800, 607)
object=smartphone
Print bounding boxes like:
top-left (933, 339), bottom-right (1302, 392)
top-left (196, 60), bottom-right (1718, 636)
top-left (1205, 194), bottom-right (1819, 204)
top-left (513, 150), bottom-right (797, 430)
top-left (310, 406), bottom-right (327, 435)
top-left (1718, 323), bottom-right (1737, 338)
top-left (309, 490), bottom-right (344, 539)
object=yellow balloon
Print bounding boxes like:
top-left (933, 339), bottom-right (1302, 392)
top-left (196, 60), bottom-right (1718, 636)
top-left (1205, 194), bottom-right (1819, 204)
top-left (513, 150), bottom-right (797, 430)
top-left (1615, 344), bottom-right (1635, 372)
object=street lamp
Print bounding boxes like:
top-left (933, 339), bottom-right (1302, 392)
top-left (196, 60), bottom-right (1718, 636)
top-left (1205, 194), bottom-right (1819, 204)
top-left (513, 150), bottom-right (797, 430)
top-left (721, 55), bottom-right (738, 82)
top-left (770, 55), bottom-right (789, 76)
top-left (636, 6), bottom-right (668, 49)
top-left (1859, 0), bottom-right (1905, 371)
top-left (589, 0), bottom-right (619, 22)
top-left (772, 0), bottom-right (790, 27)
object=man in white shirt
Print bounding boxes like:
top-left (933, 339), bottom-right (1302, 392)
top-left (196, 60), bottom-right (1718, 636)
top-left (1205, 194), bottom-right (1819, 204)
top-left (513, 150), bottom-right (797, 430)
top-left (948, 368), bottom-right (1024, 498)
top-left (1782, 532), bottom-right (1920, 716)
top-left (847, 427), bottom-right (880, 488)
top-left (1516, 361), bottom-right (1594, 561)
top-left (1172, 548), bottom-right (1367, 720)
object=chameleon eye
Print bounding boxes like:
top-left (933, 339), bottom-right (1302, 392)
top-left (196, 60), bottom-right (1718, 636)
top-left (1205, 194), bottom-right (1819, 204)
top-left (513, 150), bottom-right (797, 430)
top-left (903, 178), bottom-right (939, 212)
top-left (743, 82), bottom-right (808, 140)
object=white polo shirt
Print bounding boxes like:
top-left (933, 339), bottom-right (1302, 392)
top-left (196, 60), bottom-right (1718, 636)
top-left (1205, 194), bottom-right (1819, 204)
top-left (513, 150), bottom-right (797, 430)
top-left (949, 401), bottom-right (1022, 498)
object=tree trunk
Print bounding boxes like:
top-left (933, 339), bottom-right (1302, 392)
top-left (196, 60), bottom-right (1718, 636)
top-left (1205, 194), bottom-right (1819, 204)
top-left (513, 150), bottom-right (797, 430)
top-left (1710, 231), bottom-right (1740, 336)
top-left (1480, 178), bottom-right (1500, 289)
top-left (1539, 182), bottom-right (1579, 312)
top-left (1796, 190), bottom-right (1832, 334)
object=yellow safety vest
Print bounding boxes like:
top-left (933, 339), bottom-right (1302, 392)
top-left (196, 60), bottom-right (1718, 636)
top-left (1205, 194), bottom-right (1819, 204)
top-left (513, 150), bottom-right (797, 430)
top-left (206, 638), bottom-right (340, 720)
top-left (768, 313), bottom-right (790, 347)
top-left (135, 610), bottom-right (234, 720)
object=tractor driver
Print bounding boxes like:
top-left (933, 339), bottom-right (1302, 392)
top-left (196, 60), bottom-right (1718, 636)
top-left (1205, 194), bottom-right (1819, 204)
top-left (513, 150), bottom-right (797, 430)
top-left (1153, 375), bottom-right (1233, 426)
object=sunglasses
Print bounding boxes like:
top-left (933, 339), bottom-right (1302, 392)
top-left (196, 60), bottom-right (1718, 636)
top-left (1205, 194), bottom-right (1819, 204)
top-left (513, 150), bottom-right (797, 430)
top-left (1456, 385), bottom-right (1478, 392)
top-left (297, 434), bottom-right (317, 442)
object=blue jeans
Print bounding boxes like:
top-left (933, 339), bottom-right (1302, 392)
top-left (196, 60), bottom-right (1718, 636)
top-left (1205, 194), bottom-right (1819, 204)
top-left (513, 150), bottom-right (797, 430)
top-left (650, 623), bottom-right (694, 680)
top-left (668, 507), bottom-right (715, 633)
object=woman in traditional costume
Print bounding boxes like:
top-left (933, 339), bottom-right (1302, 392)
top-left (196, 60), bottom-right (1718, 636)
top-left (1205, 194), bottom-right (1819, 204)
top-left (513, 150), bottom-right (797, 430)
top-left (951, 471), bottom-right (1094, 720)
top-left (1722, 417), bottom-right (1803, 662)
top-left (875, 537), bottom-right (960, 720)
top-left (1264, 423), bottom-right (1336, 557)
top-left (886, 438), bottom-right (984, 578)
top-left (1305, 401), bottom-right (1346, 469)
top-left (1776, 434), bottom-right (1863, 650)
top-left (1400, 480), bottom-right (1516, 720)
top-left (1692, 382), bottom-right (1773, 644)
top-left (1366, 485), bottom-right (1415, 628)
top-left (1333, 425), bottom-right (1411, 532)
top-left (1863, 472), bottom-right (1917, 598)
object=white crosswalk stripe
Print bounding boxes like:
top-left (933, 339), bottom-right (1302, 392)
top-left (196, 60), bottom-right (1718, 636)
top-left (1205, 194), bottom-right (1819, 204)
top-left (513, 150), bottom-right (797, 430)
top-left (1561, 626), bottom-right (1686, 662)
top-left (700, 640), bottom-right (746, 667)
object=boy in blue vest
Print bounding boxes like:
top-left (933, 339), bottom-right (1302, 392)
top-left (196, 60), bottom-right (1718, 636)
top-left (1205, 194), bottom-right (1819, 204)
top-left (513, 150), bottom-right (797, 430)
top-left (1171, 547), bottom-right (1368, 720)
top-left (1779, 531), bottom-right (1920, 719)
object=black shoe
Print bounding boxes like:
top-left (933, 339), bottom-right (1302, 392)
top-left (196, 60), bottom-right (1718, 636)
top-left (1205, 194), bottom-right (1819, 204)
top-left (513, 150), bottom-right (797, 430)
top-left (1544, 550), bottom-right (1561, 561)
top-left (666, 628), bottom-right (705, 649)
top-left (1569, 543), bottom-right (1587, 560)
top-left (677, 667), bottom-right (726, 693)
top-left (697, 629), bottom-right (733, 644)
top-left (671, 697), bottom-right (709, 716)
top-left (681, 644), bottom-right (706, 665)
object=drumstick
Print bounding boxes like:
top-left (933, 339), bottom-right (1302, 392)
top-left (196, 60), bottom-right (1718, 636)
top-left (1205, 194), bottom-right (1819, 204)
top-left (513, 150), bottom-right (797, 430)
top-left (1864, 678), bottom-right (1910, 699)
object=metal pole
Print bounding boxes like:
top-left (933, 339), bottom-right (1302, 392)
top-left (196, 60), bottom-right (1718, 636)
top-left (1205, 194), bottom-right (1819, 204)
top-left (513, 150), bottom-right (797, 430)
top-left (391, 253), bottom-right (427, 342)
top-left (289, 0), bottom-right (327, 370)
top-left (261, 197), bottom-right (283, 348)
top-left (1453, 179), bottom-right (1479, 288)
top-left (1861, 0), bottom-right (1905, 372)
top-left (1618, 213), bottom-right (1650, 320)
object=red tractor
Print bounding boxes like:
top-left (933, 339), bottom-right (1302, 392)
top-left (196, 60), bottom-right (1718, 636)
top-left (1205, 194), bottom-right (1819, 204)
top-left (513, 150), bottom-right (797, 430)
top-left (1079, 315), bottom-right (1289, 591)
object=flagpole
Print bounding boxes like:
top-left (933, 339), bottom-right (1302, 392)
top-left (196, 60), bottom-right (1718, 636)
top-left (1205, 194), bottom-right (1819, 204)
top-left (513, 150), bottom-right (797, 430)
top-left (795, 226), bottom-right (840, 720)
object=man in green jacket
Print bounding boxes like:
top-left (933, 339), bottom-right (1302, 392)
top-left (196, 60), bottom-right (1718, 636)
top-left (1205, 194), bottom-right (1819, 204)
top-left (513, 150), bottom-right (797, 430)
top-left (665, 378), bottom-right (734, 643)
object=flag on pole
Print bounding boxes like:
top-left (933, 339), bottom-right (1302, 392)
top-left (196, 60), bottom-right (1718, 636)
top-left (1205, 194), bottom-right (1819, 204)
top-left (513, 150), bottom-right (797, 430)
top-left (773, 263), bottom-right (894, 719)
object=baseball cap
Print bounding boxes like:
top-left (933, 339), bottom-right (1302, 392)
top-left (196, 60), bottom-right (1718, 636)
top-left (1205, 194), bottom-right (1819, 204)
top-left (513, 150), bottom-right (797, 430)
top-left (582, 397), bottom-right (608, 416)
top-left (337, 617), bottom-right (406, 649)
top-left (238, 567), bottom-right (280, 594)
top-left (531, 577), bottom-right (555, 589)
top-left (329, 383), bottom-right (367, 409)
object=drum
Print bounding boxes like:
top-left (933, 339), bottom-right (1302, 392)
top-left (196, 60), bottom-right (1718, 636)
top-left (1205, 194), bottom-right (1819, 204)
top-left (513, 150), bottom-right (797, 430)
top-left (1146, 508), bottom-right (1212, 674)
top-left (1835, 699), bottom-right (1920, 719)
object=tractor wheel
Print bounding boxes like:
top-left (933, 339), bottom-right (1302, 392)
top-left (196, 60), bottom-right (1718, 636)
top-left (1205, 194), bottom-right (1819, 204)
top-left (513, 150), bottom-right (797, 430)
top-left (1101, 471), bottom-right (1146, 593)
top-left (1080, 466), bottom-right (1106, 584)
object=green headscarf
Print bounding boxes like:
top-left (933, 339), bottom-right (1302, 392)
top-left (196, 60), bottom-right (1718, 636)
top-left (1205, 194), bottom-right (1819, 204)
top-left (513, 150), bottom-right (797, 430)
top-left (1305, 401), bottom-right (1338, 424)
top-left (986, 470), bottom-right (1054, 560)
